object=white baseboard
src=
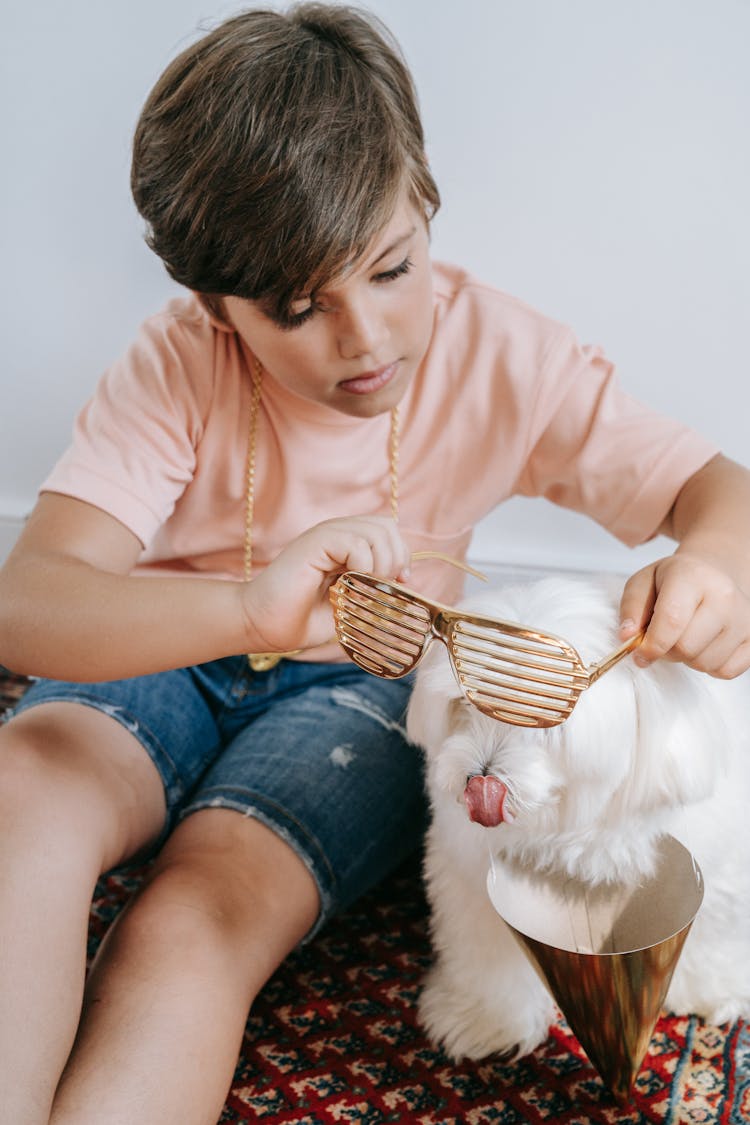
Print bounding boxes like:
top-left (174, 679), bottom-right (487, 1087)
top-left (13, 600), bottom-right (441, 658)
top-left (464, 556), bottom-right (618, 592)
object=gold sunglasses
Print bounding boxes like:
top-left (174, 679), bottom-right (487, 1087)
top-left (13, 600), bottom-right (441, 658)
top-left (329, 563), bottom-right (643, 728)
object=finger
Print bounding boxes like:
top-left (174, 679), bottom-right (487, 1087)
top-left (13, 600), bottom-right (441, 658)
top-left (665, 601), bottom-right (727, 663)
top-left (665, 603), bottom-right (724, 661)
top-left (683, 628), bottom-right (743, 675)
top-left (619, 565), bottom-right (657, 640)
top-left (331, 534), bottom-right (381, 577)
top-left (673, 598), bottom-right (750, 674)
top-left (340, 518), bottom-right (407, 579)
top-left (322, 519), bottom-right (406, 580)
top-left (715, 639), bottom-right (750, 679)
top-left (637, 574), bottom-right (703, 665)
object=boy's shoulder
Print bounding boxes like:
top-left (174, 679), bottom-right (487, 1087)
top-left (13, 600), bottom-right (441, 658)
top-left (109, 293), bottom-right (242, 407)
top-left (131, 293), bottom-right (240, 382)
top-left (430, 260), bottom-right (571, 359)
top-left (141, 292), bottom-right (225, 338)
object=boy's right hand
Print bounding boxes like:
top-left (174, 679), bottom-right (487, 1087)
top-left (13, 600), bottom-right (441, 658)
top-left (239, 516), bottom-right (410, 657)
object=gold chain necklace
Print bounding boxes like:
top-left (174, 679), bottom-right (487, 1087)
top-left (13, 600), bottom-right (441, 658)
top-left (245, 358), bottom-right (400, 671)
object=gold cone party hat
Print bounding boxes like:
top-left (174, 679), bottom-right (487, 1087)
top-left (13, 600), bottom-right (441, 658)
top-left (486, 834), bottom-right (704, 1102)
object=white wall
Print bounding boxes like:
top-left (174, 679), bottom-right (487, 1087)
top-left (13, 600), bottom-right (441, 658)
top-left (2, 0), bottom-right (748, 572)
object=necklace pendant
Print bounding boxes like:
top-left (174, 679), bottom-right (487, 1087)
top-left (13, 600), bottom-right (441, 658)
top-left (247, 649), bottom-right (302, 672)
top-left (247, 652), bottom-right (285, 672)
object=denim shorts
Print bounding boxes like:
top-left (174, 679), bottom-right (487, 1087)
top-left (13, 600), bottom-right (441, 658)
top-left (8, 657), bottom-right (425, 939)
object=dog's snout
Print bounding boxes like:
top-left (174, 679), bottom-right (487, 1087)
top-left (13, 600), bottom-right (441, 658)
top-left (466, 770), bottom-right (484, 783)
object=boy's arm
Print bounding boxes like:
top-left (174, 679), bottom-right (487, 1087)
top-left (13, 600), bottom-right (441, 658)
top-left (619, 453), bottom-right (750, 677)
top-left (0, 494), bottom-right (408, 682)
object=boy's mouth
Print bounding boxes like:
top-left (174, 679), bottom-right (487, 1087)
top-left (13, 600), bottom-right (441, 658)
top-left (338, 361), bottom-right (399, 395)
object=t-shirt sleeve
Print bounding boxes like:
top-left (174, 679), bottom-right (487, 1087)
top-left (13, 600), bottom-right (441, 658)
top-left (515, 328), bottom-right (719, 546)
top-left (40, 308), bottom-right (213, 548)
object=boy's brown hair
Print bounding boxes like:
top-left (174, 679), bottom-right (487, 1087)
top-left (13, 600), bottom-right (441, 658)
top-left (131, 3), bottom-right (439, 324)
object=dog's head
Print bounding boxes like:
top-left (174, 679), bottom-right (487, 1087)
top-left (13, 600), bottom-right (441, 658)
top-left (406, 576), bottom-right (729, 843)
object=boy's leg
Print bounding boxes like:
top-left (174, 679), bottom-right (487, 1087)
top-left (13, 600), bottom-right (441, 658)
top-left (49, 807), bottom-right (320, 1125)
top-left (48, 665), bottom-right (422, 1125)
top-left (0, 703), bottom-right (167, 1125)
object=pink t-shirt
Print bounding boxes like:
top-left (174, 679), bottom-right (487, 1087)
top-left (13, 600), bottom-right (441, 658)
top-left (43, 261), bottom-right (717, 624)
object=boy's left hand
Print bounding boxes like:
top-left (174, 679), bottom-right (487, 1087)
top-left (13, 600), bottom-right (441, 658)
top-left (619, 550), bottom-right (750, 678)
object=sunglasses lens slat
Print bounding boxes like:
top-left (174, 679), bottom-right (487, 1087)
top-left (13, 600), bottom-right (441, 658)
top-left (470, 670), bottom-right (575, 706)
top-left (467, 690), bottom-right (572, 727)
top-left (341, 595), bottom-right (426, 646)
top-left (455, 622), bottom-right (582, 668)
top-left (337, 614), bottom-right (423, 674)
top-left (338, 609), bottom-right (422, 658)
top-left (458, 667), bottom-right (580, 709)
top-left (343, 576), bottom-right (433, 629)
top-left (337, 634), bottom-right (412, 676)
top-left (455, 646), bottom-right (587, 688)
top-left (331, 573), bottom-right (432, 678)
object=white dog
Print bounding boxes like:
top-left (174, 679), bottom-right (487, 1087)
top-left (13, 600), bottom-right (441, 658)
top-left (406, 575), bottom-right (750, 1061)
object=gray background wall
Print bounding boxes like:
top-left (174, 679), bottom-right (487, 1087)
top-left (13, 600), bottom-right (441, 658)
top-left (2, 0), bottom-right (748, 574)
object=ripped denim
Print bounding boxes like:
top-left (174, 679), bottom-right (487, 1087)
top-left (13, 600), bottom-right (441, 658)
top-left (8, 657), bottom-right (424, 939)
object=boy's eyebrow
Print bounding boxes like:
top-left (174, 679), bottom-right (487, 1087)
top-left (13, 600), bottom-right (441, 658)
top-left (368, 226), bottom-right (417, 268)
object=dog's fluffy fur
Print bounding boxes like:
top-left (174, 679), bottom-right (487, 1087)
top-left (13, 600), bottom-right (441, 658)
top-left (406, 575), bottom-right (750, 1061)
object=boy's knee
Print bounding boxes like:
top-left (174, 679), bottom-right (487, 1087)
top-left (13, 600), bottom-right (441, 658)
top-left (143, 834), bottom-right (278, 938)
top-left (117, 858), bottom-right (264, 988)
top-left (0, 712), bottom-right (70, 803)
top-left (142, 809), bottom-right (320, 944)
top-left (0, 717), bottom-right (109, 879)
top-left (0, 705), bottom-right (165, 868)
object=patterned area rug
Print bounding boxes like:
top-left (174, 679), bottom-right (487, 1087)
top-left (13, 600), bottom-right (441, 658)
top-left (2, 669), bottom-right (749, 1123)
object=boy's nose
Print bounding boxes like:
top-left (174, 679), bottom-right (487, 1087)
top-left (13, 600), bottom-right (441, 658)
top-left (336, 298), bottom-right (388, 360)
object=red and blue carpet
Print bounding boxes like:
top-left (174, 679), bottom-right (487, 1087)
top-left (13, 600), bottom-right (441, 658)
top-left (1, 670), bottom-right (748, 1124)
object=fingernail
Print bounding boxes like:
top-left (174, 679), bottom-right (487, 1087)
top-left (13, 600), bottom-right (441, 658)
top-left (633, 652), bottom-right (650, 668)
top-left (620, 618), bottom-right (636, 635)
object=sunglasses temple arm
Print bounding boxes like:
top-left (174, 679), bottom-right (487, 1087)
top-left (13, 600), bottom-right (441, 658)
top-left (410, 551), bottom-right (489, 583)
top-left (586, 629), bottom-right (646, 685)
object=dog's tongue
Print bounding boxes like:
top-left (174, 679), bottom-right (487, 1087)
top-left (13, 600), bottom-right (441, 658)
top-left (464, 775), bottom-right (509, 827)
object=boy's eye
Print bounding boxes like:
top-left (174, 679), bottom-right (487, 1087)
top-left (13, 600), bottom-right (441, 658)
top-left (374, 256), bottom-right (413, 283)
top-left (278, 302), bottom-right (316, 331)
top-left (276, 256), bottom-right (414, 331)
top-left (288, 297), bottom-right (313, 318)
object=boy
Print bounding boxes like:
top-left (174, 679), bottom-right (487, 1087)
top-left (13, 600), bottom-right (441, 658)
top-left (0, 5), bottom-right (748, 1122)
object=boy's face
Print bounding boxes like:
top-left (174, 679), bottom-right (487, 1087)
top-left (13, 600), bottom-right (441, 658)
top-left (223, 191), bottom-right (434, 419)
